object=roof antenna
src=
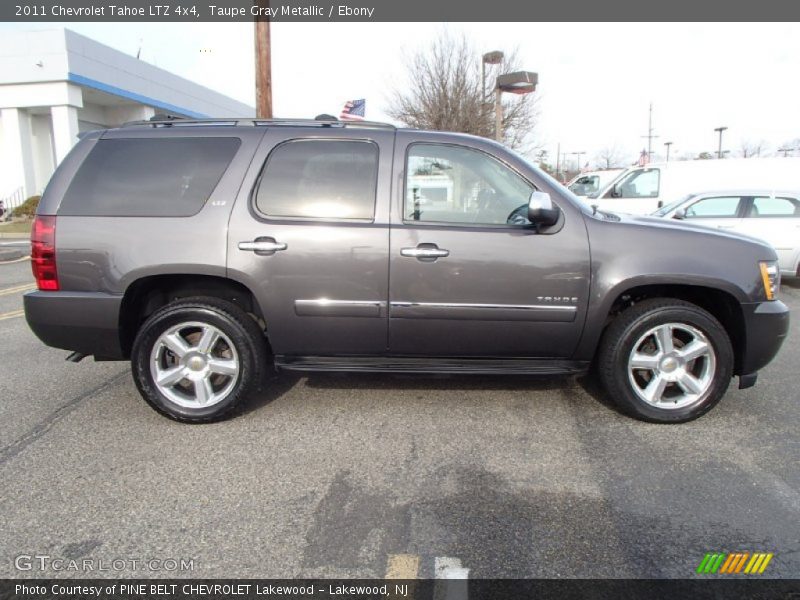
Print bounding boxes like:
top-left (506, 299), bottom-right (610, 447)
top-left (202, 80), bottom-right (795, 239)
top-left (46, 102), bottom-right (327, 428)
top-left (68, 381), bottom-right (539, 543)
top-left (315, 114), bottom-right (338, 121)
top-left (136, 38), bottom-right (143, 60)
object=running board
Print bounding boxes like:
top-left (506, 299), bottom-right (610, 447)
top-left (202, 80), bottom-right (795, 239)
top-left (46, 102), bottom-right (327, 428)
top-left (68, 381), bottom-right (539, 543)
top-left (275, 355), bottom-right (589, 375)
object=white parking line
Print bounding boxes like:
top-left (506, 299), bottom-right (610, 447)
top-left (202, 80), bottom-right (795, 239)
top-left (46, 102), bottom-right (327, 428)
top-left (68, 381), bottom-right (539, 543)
top-left (0, 256), bottom-right (31, 265)
top-left (434, 556), bottom-right (469, 578)
top-left (435, 556), bottom-right (469, 600)
top-left (0, 309), bottom-right (25, 321)
top-left (0, 283), bottom-right (35, 296)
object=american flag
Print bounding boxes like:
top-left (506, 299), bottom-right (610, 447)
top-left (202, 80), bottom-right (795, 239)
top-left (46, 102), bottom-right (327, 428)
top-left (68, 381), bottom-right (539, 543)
top-left (637, 149), bottom-right (650, 167)
top-left (340, 99), bottom-right (365, 121)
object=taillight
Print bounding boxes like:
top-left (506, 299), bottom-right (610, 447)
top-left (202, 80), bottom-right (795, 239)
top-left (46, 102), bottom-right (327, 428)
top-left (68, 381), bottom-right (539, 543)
top-left (31, 215), bottom-right (59, 291)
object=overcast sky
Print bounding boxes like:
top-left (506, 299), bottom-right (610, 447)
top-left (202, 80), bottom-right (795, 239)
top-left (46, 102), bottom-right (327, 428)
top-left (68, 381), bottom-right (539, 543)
top-left (3, 21), bottom-right (799, 168)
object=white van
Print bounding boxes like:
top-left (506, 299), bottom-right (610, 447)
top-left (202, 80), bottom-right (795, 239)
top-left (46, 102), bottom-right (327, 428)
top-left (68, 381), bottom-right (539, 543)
top-left (585, 157), bottom-right (800, 215)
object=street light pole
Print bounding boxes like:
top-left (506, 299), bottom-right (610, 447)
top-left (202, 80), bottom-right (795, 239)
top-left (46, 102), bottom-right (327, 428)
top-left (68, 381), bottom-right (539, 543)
top-left (481, 51), bottom-right (503, 102)
top-left (570, 151), bottom-right (586, 171)
top-left (714, 126), bottom-right (728, 159)
top-left (254, 0), bottom-right (272, 119)
top-left (495, 85), bottom-right (503, 141)
top-left (664, 141), bottom-right (673, 162)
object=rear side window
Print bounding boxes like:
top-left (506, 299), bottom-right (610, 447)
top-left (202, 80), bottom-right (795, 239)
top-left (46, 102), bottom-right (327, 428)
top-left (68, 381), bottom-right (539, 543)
top-left (60, 137), bottom-right (241, 217)
top-left (750, 196), bottom-right (800, 217)
top-left (255, 139), bottom-right (378, 220)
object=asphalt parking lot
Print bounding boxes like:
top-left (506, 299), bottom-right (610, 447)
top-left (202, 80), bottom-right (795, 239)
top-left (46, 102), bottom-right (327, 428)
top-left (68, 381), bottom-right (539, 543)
top-left (0, 257), bottom-right (798, 579)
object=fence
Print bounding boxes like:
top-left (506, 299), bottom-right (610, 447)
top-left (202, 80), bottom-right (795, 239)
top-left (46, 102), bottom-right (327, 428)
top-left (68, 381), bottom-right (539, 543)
top-left (0, 187), bottom-right (25, 218)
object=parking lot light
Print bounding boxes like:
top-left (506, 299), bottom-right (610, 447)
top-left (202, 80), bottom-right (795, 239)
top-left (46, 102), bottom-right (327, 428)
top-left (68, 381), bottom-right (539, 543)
top-left (495, 70), bottom-right (538, 141)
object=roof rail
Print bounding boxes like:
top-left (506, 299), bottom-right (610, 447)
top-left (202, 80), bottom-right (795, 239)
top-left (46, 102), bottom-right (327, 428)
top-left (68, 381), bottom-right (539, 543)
top-left (121, 117), bottom-right (397, 130)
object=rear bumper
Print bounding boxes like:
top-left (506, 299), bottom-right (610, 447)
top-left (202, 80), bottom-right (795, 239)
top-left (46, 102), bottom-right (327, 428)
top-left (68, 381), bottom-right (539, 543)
top-left (739, 299), bottom-right (790, 375)
top-left (24, 291), bottom-right (125, 359)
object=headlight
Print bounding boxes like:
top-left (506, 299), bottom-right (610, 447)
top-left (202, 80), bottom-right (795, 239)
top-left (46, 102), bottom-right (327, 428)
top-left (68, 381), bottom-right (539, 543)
top-left (759, 261), bottom-right (780, 300)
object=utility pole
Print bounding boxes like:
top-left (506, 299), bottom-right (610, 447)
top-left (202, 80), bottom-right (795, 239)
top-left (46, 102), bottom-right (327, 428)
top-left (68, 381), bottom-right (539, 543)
top-left (555, 142), bottom-right (561, 181)
top-left (254, 0), bottom-right (272, 119)
top-left (664, 141), bottom-right (673, 162)
top-left (778, 147), bottom-right (795, 157)
top-left (714, 126), bottom-right (728, 159)
top-left (641, 102), bottom-right (658, 161)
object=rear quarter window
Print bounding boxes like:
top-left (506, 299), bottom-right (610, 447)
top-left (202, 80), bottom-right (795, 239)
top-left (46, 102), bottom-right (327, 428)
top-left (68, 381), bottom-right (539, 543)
top-left (59, 137), bottom-right (241, 217)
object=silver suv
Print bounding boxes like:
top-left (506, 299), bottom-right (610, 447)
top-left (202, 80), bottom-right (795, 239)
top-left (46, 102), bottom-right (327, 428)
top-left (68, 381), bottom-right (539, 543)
top-left (24, 117), bottom-right (790, 423)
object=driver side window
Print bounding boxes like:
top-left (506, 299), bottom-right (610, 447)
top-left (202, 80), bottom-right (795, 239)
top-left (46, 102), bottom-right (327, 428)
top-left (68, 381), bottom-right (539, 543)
top-left (606, 168), bottom-right (660, 199)
top-left (405, 144), bottom-right (533, 225)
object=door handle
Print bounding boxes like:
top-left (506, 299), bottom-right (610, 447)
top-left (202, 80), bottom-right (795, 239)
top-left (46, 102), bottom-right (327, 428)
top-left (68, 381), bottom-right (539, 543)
top-left (717, 225), bottom-right (736, 229)
top-left (238, 237), bottom-right (287, 255)
top-left (400, 244), bottom-right (449, 261)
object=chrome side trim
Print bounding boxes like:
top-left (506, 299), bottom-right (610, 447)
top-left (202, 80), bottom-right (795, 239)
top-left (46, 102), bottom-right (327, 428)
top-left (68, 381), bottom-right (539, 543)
top-left (299, 299), bottom-right (385, 307)
top-left (390, 301), bottom-right (577, 311)
top-left (294, 299), bottom-right (386, 318)
top-left (389, 301), bottom-right (577, 323)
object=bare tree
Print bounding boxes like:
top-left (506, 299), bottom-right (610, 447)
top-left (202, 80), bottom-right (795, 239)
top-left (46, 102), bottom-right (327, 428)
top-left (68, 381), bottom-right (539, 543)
top-left (739, 139), bottom-right (766, 158)
top-left (387, 32), bottom-right (539, 151)
top-left (594, 145), bottom-right (625, 169)
top-left (775, 139), bottom-right (799, 157)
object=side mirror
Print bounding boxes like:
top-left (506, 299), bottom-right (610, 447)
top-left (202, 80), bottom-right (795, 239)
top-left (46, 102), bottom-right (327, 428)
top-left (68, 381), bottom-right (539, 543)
top-left (673, 208), bottom-right (687, 220)
top-left (527, 191), bottom-right (560, 227)
top-left (610, 184), bottom-right (622, 198)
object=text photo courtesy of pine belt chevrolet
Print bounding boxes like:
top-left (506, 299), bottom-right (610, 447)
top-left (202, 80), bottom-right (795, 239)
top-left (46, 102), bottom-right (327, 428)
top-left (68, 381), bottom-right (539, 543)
top-left (24, 117), bottom-right (790, 424)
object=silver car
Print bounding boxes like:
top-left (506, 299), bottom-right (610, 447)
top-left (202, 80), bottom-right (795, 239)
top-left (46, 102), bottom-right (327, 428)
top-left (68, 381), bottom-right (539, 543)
top-left (653, 190), bottom-right (800, 278)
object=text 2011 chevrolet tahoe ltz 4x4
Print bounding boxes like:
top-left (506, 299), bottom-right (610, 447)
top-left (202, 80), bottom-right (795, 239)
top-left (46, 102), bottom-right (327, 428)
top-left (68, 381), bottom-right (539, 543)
top-left (24, 118), bottom-right (790, 423)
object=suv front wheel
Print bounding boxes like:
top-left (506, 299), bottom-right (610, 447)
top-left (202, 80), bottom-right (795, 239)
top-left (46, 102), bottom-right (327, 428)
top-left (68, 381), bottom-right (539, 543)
top-left (131, 297), bottom-right (266, 422)
top-left (597, 298), bottom-right (733, 423)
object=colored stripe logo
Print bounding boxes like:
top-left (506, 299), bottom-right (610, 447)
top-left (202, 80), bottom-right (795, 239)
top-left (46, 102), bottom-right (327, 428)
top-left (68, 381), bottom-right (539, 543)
top-left (696, 552), bottom-right (773, 574)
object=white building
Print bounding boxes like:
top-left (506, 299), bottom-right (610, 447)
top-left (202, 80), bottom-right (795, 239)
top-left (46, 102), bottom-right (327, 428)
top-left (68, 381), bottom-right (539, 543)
top-left (0, 28), bottom-right (254, 208)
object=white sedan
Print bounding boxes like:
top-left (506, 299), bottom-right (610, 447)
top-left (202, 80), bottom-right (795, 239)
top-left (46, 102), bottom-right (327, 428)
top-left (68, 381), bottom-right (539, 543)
top-left (652, 190), bottom-right (800, 278)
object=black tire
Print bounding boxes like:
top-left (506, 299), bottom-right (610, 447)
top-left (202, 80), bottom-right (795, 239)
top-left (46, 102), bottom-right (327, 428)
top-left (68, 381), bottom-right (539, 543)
top-left (131, 296), bottom-right (267, 423)
top-left (597, 298), bottom-right (733, 423)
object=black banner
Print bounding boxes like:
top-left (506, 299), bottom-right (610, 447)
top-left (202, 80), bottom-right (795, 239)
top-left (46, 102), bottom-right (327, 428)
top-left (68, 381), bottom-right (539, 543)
top-left (2, 579), bottom-right (800, 600)
top-left (3, 0), bottom-right (800, 22)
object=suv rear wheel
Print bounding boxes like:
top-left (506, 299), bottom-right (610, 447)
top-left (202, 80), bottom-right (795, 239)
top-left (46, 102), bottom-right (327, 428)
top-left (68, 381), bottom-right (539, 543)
top-left (131, 297), bottom-right (266, 422)
top-left (597, 298), bottom-right (733, 423)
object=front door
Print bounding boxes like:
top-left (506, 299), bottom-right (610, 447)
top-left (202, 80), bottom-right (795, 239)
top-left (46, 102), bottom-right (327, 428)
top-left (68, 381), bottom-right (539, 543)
top-left (227, 128), bottom-right (394, 356)
top-left (680, 194), bottom-right (746, 231)
top-left (388, 133), bottom-right (591, 358)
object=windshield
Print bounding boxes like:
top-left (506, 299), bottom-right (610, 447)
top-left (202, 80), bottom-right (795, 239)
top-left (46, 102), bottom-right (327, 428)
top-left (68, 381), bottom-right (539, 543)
top-left (568, 175), bottom-right (600, 196)
top-left (651, 194), bottom-right (695, 217)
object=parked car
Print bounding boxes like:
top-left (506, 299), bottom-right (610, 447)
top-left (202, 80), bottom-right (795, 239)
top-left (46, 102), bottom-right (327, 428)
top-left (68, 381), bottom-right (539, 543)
top-left (566, 169), bottom-right (624, 198)
top-left (652, 190), bottom-right (800, 278)
top-left (586, 158), bottom-right (800, 215)
top-left (25, 118), bottom-right (789, 424)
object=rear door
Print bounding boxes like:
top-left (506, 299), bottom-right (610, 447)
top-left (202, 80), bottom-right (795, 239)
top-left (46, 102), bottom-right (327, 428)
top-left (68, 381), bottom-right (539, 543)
top-left (738, 195), bottom-right (800, 273)
top-left (387, 132), bottom-right (591, 358)
top-left (226, 127), bottom-right (393, 356)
